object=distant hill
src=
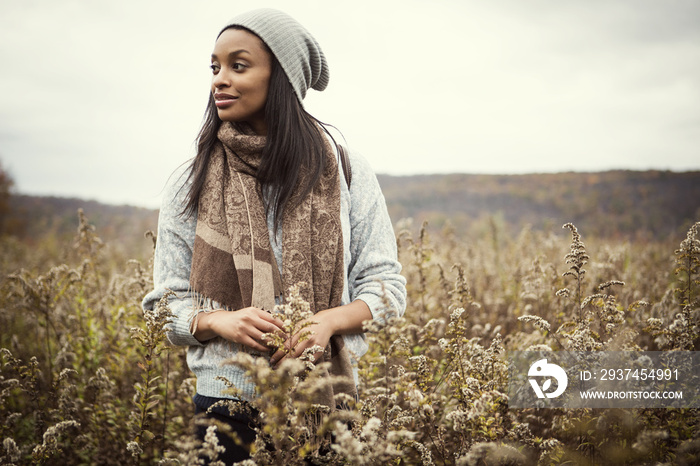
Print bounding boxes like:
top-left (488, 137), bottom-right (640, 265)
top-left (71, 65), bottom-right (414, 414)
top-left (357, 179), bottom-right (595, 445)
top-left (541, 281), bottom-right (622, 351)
top-left (376, 170), bottom-right (700, 241)
top-left (6, 195), bottom-right (159, 259)
top-left (2, 171), bottom-right (698, 260)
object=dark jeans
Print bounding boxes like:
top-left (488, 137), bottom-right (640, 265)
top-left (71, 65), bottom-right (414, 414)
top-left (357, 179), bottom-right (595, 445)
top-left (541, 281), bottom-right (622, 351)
top-left (194, 398), bottom-right (352, 465)
top-left (194, 404), bottom-right (258, 465)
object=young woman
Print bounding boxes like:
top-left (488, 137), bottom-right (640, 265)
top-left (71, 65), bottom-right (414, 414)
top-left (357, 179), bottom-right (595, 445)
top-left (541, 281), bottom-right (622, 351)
top-left (142, 8), bottom-right (406, 463)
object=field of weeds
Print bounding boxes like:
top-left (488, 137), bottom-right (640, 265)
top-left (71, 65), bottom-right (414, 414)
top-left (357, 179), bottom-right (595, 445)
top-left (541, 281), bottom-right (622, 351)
top-left (1, 210), bottom-right (698, 465)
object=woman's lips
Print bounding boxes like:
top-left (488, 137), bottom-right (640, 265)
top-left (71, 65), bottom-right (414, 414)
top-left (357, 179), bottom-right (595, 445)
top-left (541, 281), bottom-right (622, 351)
top-left (214, 94), bottom-right (238, 108)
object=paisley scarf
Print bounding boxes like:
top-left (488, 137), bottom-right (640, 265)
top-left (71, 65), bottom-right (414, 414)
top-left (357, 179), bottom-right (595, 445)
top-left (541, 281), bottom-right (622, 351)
top-left (190, 121), bottom-right (356, 406)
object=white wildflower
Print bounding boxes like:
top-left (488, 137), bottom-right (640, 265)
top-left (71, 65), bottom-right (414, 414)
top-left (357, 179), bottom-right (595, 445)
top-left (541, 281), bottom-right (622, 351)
top-left (361, 416), bottom-right (382, 442)
top-left (202, 425), bottom-right (225, 460)
top-left (518, 315), bottom-right (551, 332)
top-left (539, 438), bottom-right (562, 452)
top-left (407, 387), bottom-right (425, 409)
top-left (457, 441), bottom-right (527, 466)
top-left (450, 308), bottom-right (466, 322)
top-left (3, 438), bottom-right (21, 462)
top-left (632, 430), bottom-right (669, 455)
top-left (331, 420), bottom-right (363, 462)
top-left (411, 441), bottom-right (435, 466)
top-left (525, 344), bottom-right (553, 352)
top-left (446, 409), bottom-right (468, 432)
top-left (126, 441), bottom-right (143, 457)
top-left (32, 418), bottom-right (81, 459)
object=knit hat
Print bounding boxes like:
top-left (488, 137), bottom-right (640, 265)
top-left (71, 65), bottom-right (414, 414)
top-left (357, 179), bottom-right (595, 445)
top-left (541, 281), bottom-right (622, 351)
top-left (220, 9), bottom-right (329, 103)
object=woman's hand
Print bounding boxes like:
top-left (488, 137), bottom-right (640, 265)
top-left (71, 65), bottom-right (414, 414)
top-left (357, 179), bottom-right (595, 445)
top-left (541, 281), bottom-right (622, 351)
top-left (270, 312), bottom-right (335, 367)
top-left (269, 300), bottom-right (372, 368)
top-left (192, 307), bottom-right (284, 352)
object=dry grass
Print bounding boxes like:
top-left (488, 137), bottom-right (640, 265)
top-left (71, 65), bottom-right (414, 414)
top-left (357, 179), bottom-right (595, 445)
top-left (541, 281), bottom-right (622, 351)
top-left (1, 212), bottom-right (698, 465)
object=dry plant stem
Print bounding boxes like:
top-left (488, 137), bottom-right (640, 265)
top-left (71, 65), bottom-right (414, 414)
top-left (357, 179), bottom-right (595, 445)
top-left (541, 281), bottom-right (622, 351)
top-left (409, 221), bottom-right (431, 322)
top-left (160, 350), bottom-right (171, 457)
top-left (128, 290), bottom-right (174, 463)
top-left (562, 223), bottom-right (589, 321)
top-left (675, 222), bottom-right (700, 307)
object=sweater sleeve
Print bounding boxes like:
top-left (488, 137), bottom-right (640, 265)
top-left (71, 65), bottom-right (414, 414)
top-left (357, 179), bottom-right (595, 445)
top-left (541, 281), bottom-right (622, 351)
top-left (141, 169), bottom-right (207, 347)
top-left (346, 149), bottom-right (407, 322)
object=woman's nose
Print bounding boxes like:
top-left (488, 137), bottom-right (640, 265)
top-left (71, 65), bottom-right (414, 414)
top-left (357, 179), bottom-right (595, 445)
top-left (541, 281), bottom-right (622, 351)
top-left (212, 69), bottom-right (230, 89)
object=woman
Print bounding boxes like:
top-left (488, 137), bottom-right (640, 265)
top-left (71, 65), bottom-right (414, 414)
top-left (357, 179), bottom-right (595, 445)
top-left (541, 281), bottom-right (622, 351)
top-left (142, 8), bottom-right (406, 463)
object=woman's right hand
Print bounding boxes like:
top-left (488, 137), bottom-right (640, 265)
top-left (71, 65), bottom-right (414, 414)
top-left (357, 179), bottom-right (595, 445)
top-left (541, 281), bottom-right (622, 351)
top-left (192, 307), bottom-right (284, 352)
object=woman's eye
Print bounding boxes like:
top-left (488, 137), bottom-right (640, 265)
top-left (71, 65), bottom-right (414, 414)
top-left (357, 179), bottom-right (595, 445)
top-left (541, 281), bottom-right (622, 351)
top-left (210, 64), bottom-right (220, 73)
top-left (232, 62), bottom-right (247, 71)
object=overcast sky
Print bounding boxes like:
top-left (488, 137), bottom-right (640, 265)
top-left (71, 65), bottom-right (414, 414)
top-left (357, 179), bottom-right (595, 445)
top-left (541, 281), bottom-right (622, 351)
top-left (1, 0), bottom-right (699, 208)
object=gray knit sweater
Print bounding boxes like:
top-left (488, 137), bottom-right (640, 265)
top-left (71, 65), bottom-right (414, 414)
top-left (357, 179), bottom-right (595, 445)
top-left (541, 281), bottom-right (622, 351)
top-left (142, 146), bottom-right (406, 401)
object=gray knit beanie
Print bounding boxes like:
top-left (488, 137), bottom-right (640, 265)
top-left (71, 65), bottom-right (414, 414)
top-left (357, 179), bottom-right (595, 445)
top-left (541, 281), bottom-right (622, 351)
top-left (220, 8), bottom-right (329, 103)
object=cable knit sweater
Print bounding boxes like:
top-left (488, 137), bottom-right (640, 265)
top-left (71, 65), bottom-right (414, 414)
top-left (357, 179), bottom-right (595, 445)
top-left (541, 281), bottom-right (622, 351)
top-left (142, 145), bottom-right (406, 401)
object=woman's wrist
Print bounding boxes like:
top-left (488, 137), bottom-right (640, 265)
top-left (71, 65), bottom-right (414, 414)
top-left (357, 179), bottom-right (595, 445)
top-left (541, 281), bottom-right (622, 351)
top-left (191, 310), bottom-right (224, 342)
top-left (315, 300), bottom-right (372, 336)
top-left (313, 309), bottom-right (340, 335)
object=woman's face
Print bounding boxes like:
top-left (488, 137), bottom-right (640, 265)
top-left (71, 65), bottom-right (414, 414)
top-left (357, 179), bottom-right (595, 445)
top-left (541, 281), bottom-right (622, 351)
top-left (210, 28), bottom-right (272, 135)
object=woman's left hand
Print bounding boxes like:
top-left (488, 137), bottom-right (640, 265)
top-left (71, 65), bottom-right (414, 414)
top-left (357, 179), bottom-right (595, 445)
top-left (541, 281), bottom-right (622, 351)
top-left (269, 300), bottom-right (372, 368)
top-left (269, 311), bottom-right (335, 368)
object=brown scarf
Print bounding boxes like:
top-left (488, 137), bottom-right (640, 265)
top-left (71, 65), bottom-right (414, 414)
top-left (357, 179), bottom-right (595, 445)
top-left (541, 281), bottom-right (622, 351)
top-left (190, 121), bottom-right (356, 406)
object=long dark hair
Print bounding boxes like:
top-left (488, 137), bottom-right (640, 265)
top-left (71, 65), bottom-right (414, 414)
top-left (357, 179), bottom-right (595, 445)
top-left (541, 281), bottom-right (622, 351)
top-left (181, 26), bottom-right (335, 230)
